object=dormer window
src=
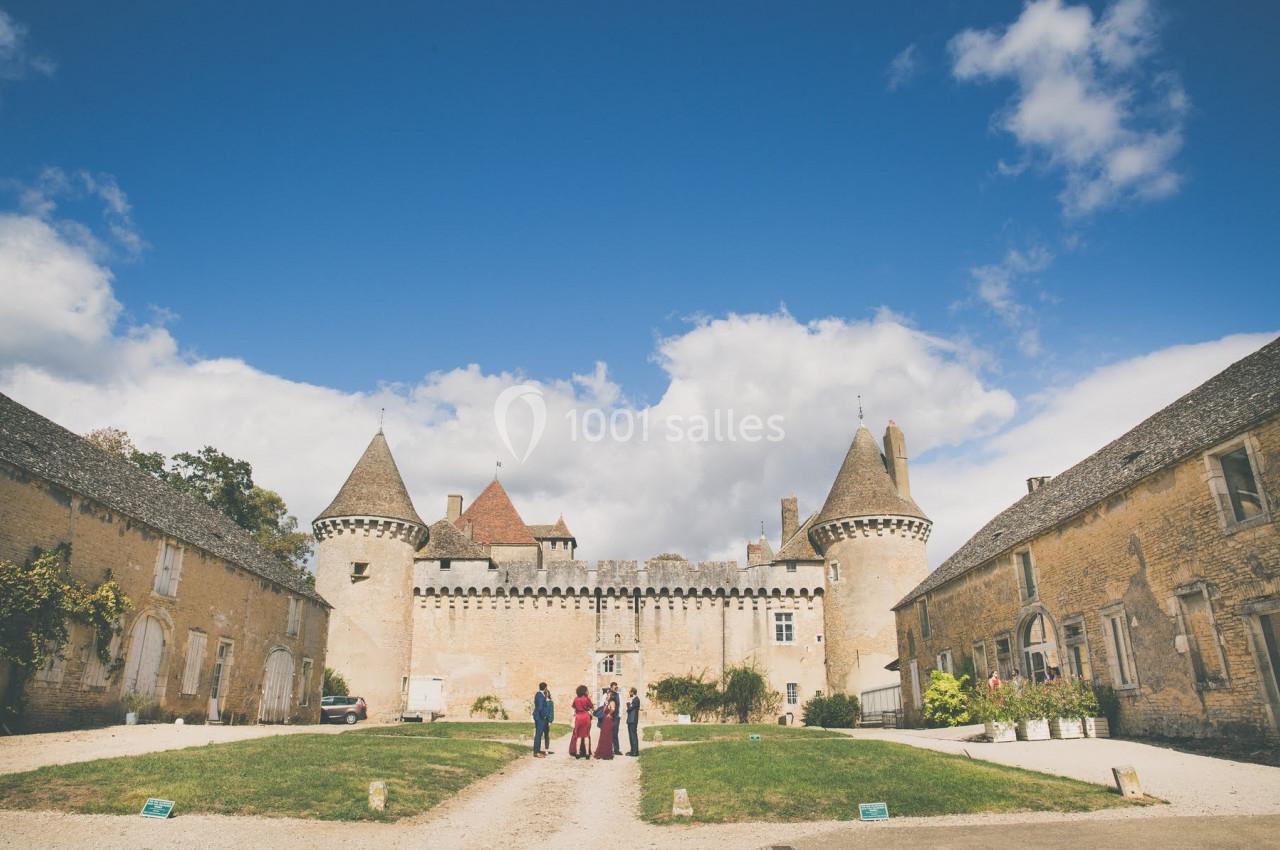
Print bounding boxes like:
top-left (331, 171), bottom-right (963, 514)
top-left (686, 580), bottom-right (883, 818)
top-left (439, 559), bottom-right (451, 571)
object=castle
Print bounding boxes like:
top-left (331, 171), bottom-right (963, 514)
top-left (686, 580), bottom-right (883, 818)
top-left (314, 420), bottom-right (931, 721)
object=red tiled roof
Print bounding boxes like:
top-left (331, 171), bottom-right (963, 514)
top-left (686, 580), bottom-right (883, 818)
top-left (453, 479), bottom-right (537, 545)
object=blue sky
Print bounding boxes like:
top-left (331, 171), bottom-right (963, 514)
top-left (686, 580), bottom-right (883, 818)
top-left (3, 1), bottom-right (1276, 401)
top-left (1, 1), bottom-right (1277, 561)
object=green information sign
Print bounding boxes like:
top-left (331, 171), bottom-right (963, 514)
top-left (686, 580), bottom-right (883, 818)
top-left (858, 802), bottom-right (889, 821)
top-left (140, 798), bottom-right (175, 819)
top-left (748, 734), bottom-right (762, 741)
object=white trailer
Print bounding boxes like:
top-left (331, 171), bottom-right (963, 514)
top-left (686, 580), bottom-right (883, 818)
top-left (402, 676), bottom-right (446, 721)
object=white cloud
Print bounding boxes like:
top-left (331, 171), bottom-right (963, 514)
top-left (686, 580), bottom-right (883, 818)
top-left (886, 44), bottom-right (921, 91)
top-left (967, 244), bottom-right (1053, 355)
top-left (17, 167), bottom-right (146, 259)
top-left (950, 0), bottom-right (1187, 216)
top-left (0, 8), bottom-right (54, 81)
top-left (3, 204), bottom-right (1271, 576)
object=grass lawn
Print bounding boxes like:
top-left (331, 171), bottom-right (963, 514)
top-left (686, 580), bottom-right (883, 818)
top-left (639, 738), bottom-right (1134, 823)
top-left (0, 733), bottom-right (523, 822)
top-left (642, 723), bottom-right (845, 742)
top-left (348, 721), bottom-right (571, 741)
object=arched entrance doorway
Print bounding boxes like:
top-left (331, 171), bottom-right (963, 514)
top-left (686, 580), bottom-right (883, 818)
top-left (1020, 611), bottom-right (1060, 683)
top-left (258, 648), bottom-right (295, 723)
top-left (122, 614), bottom-right (167, 697)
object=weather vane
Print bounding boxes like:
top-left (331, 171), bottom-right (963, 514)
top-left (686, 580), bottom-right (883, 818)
top-left (495, 459), bottom-right (503, 479)
top-left (858, 394), bottom-right (864, 422)
top-left (378, 407), bottom-right (385, 432)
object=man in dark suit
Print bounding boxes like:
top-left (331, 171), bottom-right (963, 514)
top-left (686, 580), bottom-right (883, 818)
top-left (532, 681), bottom-right (549, 758)
top-left (608, 682), bottom-right (622, 755)
top-left (625, 687), bottom-right (641, 756)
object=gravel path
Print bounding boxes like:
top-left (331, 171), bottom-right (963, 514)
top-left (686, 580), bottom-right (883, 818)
top-left (3, 724), bottom-right (1279, 849)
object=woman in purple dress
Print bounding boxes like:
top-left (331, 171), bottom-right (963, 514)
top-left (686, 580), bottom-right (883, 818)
top-left (593, 702), bottom-right (616, 760)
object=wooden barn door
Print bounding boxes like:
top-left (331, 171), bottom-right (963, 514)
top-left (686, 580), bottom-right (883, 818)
top-left (123, 614), bottom-right (166, 697)
top-left (258, 649), bottom-right (295, 723)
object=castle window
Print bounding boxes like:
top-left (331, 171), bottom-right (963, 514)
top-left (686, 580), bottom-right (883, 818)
top-left (785, 561), bottom-right (796, 573)
top-left (936, 649), bottom-right (953, 675)
top-left (1016, 550), bottom-right (1037, 600)
top-left (1063, 617), bottom-right (1091, 681)
top-left (153, 542), bottom-right (183, 598)
top-left (786, 682), bottom-right (798, 705)
top-left (994, 633), bottom-right (1012, 678)
top-left (972, 640), bottom-right (988, 680)
top-left (829, 561), bottom-right (840, 583)
top-left (774, 612), bottom-right (794, 644)
top-left (439, 559), bottom-right (451, 571)
top-left (1176, 584), bottom-right (1228, 689)
top-left (351, 562), bottom-right (369, 578)
top-left (1207, 439), bottom-right (1270, 531)
top-left (1101, 605), bottom-right (1138, 689)
top-left (917, 598), bottom-right (931, 639)
top-left (299, 658), bottom-right (313, 706)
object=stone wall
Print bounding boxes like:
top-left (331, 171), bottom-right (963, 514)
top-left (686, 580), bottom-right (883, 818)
top-left (0, 461), bottom-right (328, 731)
top-left (895, 416), bottom-right (1280, 741)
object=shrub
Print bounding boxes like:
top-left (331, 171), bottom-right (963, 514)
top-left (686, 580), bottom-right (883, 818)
top-left (1094, 684), bottom-right (1120, 729)
top-left (923, 671), bottom-right (970, 727)
top-left (968, 683), bottom-right (1016, 723)
top-left (801, 692), bottom-right (859, 728)
top-left (648, 673), bottom-right (722, 721)
top-left (469, 694), bottom-right (509, 720)
top-left (322, 667), bottom-right (349, 697)
top-left (719, 663), bottom-right (781, 724)
top-left (1009, 682), bottom-right (1056, 721)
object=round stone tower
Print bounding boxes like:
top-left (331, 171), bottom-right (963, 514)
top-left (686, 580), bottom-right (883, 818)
top-left (809, 420), bottom-right (930, 697)
top-left (313, 431), bottom-right (426, 721)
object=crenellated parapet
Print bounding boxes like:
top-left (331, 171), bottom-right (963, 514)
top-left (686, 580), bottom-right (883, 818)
top-left (809, 514), bottom-right (931, 550)
top-left (313, 515), bottom-right (427, 547)
top-left (412, 557), bottom-right (826, 598)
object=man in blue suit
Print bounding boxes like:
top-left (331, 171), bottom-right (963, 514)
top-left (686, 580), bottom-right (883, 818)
top-left (533, 681), bottom-right (549, 758)
top-left (625, 687), bottom-right (641, 756)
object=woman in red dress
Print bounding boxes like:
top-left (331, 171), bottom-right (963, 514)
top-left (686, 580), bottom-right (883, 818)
top-left (570, 684), bottom-right (593, 759)
top-left (594, 701), bottom-right (616, 760)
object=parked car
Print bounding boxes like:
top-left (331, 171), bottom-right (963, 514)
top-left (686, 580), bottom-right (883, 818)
top-left (320, 695), bottom-right (367, 724)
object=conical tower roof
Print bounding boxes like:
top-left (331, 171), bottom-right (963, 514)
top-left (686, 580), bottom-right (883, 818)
top-left (316, 432), bottom-right (424, 526)
top-left (814, 425), bottom-right (927, 526)
top-left (453, 479), bottom-right (537, 545)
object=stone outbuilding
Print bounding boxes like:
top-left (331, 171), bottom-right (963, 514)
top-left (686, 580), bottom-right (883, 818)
top-left (893, 336), bottom-right (1280, 742)
top-left (0, 393), bottom-right (330, 731)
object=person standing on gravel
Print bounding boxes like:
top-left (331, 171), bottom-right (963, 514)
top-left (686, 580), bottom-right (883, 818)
top-left (533, 682), bottom-right (550, 758)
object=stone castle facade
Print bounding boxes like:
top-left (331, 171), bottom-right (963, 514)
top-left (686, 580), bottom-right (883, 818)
top-left (315, 421), bottom-right (930, 721)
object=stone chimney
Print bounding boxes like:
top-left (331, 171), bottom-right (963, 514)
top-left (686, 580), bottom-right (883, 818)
top-left (1026, 476), bottom-right (1052, 493)
top-left (882, 421), bottom-right (911, 500)
top-left (781, 496), bottom-right (799, 542)
top-left (463, 519), bottom-right (474, 540)
top-left (447, 494), bottom-right (463, 521)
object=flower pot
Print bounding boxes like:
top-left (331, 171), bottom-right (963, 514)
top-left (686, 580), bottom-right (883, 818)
top-left (1083, 716), bottom-right (1110, 738)
top-left (1015, 717), bottom-right (1050, 741)
top-left (1050, 717), bottom-right (1084, 739)
top-left (125, 711), bottom-right (138, 726)
top-left (985, 720), bottom-right (1016, 743)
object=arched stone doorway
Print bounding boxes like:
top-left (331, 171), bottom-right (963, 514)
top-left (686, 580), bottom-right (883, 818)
top-left (1019, 611), bottom-right (1061, 683)
top-left (258, 648), bottom-right (295, 723)
top-left (122, 613), bottom-right (168, 697)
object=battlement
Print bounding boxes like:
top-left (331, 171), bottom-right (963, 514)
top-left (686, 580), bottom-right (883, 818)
top-left (413, 557), bottom-right (825, 597)
top-left (314, 515), bottom-right (427, 545)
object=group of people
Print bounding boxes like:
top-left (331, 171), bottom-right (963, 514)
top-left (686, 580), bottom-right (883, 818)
top-left (532, 681), bottom-right (640, 760)
top-left (987, 665), bottom-right (1063, 690)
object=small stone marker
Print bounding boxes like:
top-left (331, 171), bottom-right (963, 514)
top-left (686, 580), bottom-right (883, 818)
top-left (672, 788), bottom-right (693, 817)
top-left (653, 730), bottom-right (663, 743)
top-left (140, 798), bottom-right (175, 819)
top-left (749, 734), bottom-right (762, 741)
top-left (1112, 765), bottom-right (1142, 799)
top-left (368, 780), bottom-right (388, 811)
top-left (858, 802), bottom-right (889, 821)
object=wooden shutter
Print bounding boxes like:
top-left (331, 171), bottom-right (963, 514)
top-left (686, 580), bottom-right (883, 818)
top-left (181, 631), bottom-right (207, 695)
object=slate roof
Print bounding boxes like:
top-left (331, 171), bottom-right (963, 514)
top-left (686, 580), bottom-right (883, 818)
top-left (453, 479), bottom-right (537, 545)
top-left (417, 518), bottom-right (491, 560)
top-left (746, 535), bottom-right (775, 567)
top-left (0, 392), bottom-right (327, 604)
top-left (815, 425), bottom-right (927, 527)
top-left (896, 335), bottom-right (1280, 610)
top-left (528, 515), bottom-right (575, 540)
top-left (316, 432), bottom-right (424, 526)
top-left (776, 511), bottom-right (823, 561)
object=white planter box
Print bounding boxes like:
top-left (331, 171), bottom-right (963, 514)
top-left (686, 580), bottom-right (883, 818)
top-left (1084, 717), bottom-right (1110, 738)
top-left (125, 712), bottom-right (138, 726)
top-left (1016, 717), bottom-right (1050, 741)
top-left (985, 720), bottom-right (1017, 743)
top-left (1050, 717), bottom-right (1084, 739)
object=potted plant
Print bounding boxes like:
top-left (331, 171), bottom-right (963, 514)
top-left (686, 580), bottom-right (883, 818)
top-left (970, 684), bottom-right (1016, 743)
top-left (123, 692), bottom-right (153, 726)
top-left (1014, 682), bottom-right (1051, 741)
top-left (1048, 680), bottom-right (1084, 739)
top-left (1083, 684), bottom-right (1110, 738)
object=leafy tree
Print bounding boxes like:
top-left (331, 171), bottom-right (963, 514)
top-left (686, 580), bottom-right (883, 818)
top-left (923, 670), bottom-right (971, 727)
top-left (469, 694), bottom-right (509, 720)
top-left (719, 662), bottom-right (781, 723)
top-left (0, 548), bottom-right (131, 728)
top-left (82, 429), bottom-right (313, 584)
top-left (801, 692), bottom-right (859, 728)
top-left (323, 667), bottom-right (350, 696)
top-left (647, 673), bottom-right (722, 720)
